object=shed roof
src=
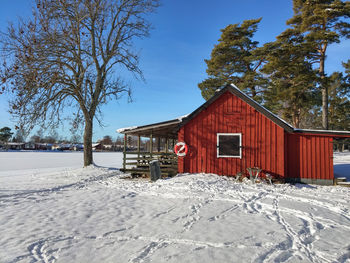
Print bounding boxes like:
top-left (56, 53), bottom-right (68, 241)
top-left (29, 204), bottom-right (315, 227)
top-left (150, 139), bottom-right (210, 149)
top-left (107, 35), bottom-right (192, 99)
top-left (116, 117), bottom-right (183, 139)
top-left (117, 84), bottom-right (350, 138)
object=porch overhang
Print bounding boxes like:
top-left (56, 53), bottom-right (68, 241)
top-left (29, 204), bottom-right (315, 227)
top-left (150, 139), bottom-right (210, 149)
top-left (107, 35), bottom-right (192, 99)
top-left (117, 117), bottom-right (186, 139)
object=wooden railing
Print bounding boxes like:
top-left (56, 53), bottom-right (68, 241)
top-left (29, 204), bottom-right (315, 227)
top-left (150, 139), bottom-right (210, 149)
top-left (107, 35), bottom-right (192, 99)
top-left (121, 152), bottom-right (178, 177)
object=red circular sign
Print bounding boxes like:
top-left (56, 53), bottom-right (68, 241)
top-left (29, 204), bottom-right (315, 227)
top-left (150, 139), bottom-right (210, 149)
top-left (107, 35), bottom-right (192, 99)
top-left (174, 142), bottom-right (188, 157)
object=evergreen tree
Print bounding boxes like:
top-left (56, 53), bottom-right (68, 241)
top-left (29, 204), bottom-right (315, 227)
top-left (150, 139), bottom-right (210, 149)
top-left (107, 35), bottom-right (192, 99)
top-left (260, 31), bottom-right (318, 128)
top-left (344, 59), bottom-right (350, 78)
top-left (198, 18), bottom-right (267, 101)
top-left (328, 71), bottom-right (350, 130)
top-left (0, 127), bottom-right (13, 142)
top-left (0, 127), bottom-right (13, 150)
top-left (286, 0), bottom-right (350, 129)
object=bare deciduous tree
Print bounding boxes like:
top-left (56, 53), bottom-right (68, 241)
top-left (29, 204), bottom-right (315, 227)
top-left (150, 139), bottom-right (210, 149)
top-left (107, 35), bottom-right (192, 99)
top-left (0, 0), bottom-right (159, 165)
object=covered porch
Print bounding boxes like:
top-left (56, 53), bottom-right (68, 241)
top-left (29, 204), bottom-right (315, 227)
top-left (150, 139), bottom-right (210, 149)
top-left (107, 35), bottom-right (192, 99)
top-left (117, 118), bottom-right (183, 177)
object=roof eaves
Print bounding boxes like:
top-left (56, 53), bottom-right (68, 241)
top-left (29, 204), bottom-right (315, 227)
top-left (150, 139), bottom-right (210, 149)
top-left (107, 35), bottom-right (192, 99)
top-left (117, 118), bottom-right (182, 134)
top-left (293, 128), bottom-right (350, 137)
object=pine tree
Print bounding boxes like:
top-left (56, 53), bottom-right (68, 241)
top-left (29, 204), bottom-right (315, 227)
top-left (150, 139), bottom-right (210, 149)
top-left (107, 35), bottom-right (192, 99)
top-left (198, 18), bottom-right (267, 101)
top-left (260, 29), bottom-right (318, 128)
top-left (344, 59), bottom-right (350, 78)
top-left (286, 0), bottom-right (350, 129)
top-left (0, 127), bottom-right (13, 142)
top-left (0, 127), bottom-right (14, 150)
top-left (328, 69), bottom-right (350, 130)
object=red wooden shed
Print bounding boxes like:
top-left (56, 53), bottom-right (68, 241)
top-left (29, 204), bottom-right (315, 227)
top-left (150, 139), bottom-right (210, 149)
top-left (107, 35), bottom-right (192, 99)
top-left (119, 84), bottom-right (350, 185)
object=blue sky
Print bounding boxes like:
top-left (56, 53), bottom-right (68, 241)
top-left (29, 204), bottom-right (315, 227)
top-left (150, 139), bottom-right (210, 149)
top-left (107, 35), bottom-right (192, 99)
top-left (0, 0), bottom-right (349, 141)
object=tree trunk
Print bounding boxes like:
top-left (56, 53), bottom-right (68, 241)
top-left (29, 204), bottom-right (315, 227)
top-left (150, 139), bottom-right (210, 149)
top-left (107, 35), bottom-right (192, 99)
top-left (320, 53), bottom-right (328, 130)
top-left (293, 115), bottom-right (300, 129)
top-left (83, 118), bottom-right (93, 166)
top-left (321, 86), bottom-right (328, 130)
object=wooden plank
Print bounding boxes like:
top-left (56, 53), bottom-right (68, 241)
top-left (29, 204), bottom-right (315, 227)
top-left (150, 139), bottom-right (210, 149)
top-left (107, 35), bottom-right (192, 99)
top-left (234, 93), bottom-right (238, 175)
top-left (303, 136), bottom-right (308, 179)
top-left (125, 157), bottom-right (177, 162)
top-left (194, 114), bottom-right (198, 174)
top-left (150, 133), bottom-right (153, 158)
top-left (165, 137), bottom-right (169, 153)
top-left (276, 127), bottom-right (284, 177)
top-left (177, 127), bottom-right (185, 173)
top-left (137, 135), bottom-right (141, 161)
top-left (122, 169), bottom-right (175, 176)
top-left (242, 96), bottom-right (247, 174)
top-left (286, 134), bottom-right (292, 178)
top-left (207, 105), bottom-right (212, 173)
top-left (324, 137), bottom-right (329, 180)
top-left (157, 137), bottom-right (161, 152)
top-left (283, 132), bottom-right (288, 178)
top-left (307, 136), bottom-right (312, 179)
top-left (320, 137), bottom-right (326, 180)
top-left (247, 105), bottom-right (253, 173)
top-left (323, 137), bottom-right (328, 180)
top-left (315, 136), bottom-right (320, 180)
top-left (329, 138), bottom-right (334, 180)
top-left (218, 95), bottom-right (223, 175)
top-left (261, 116), bottom-right (266, 174)
top-left (266, 117), bottom-right (271, 174)
top-left (258, 113), bottom-right (262, 172)
top-left (125, 157), bottom-right (153, 160)
top-left (229, 94), bottom-right (234, 176)
top-left (255, 109), bottom-right (259, 168)
top-left (125, 162), bottom-right (139, 165)
top-left (299, 135), bottom-right (303, 179)
top-left (201, 109), bottom-right (208, 173)
top-left (123, 134), bottom-right (127, 170)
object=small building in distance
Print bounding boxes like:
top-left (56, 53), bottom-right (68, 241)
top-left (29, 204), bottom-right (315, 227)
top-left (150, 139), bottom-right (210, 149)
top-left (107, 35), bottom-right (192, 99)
top-left (6, 142), bottom-right (25, 150)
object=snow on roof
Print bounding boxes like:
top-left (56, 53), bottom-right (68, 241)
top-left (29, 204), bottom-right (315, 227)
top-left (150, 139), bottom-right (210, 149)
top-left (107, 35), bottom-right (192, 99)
top-left (177, 114), bottom-right (189, 121)
top-left (7, 142), bottom-right (25, 146)
top-left (116, 126), bottom-right (138, 133)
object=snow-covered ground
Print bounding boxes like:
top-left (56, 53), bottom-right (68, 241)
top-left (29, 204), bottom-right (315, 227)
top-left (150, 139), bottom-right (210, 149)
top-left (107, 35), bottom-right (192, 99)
top-left (0, 151), bottom-right (349, 263)
top-left (334, 151), bottom-right (350, 181)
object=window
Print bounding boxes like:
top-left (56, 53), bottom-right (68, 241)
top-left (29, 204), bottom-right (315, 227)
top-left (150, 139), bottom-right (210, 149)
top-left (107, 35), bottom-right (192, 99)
top-left (217, 133), bottom-right (242, 158)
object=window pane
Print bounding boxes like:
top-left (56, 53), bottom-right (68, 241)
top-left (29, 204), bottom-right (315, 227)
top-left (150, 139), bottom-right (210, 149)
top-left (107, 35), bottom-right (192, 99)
top-left (218, 135), bottom-right (240, 156)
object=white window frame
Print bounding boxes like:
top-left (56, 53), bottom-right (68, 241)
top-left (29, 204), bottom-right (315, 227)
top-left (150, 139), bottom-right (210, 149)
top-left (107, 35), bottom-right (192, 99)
top-left (217, 133), bottom-right (242, 158)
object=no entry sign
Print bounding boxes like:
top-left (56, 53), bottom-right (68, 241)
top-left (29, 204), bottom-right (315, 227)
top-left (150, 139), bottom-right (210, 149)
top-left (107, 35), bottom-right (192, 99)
top-left (174, 142), bottom-right (188, 157)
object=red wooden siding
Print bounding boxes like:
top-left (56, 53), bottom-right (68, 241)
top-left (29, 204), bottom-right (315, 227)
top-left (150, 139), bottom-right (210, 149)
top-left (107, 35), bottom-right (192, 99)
top-left (179, 91), bottom-right (285, 178)
top-left (286, 134), bottom-right (334, 182)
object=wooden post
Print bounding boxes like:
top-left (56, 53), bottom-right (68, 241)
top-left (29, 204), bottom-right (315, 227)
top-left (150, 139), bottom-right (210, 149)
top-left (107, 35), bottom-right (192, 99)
top-left (150, 133), bottom-right (153, 158)
top-left (165, 137), bottom-right (169, 153)
top-left (123, 134), bottom-right (127, 170)
top-left (177, 128), bottom-right (185, 173)
top-left (157, 137), bottom-right (161, 152)
top-left (137, 135), bottom-right (141, 164)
